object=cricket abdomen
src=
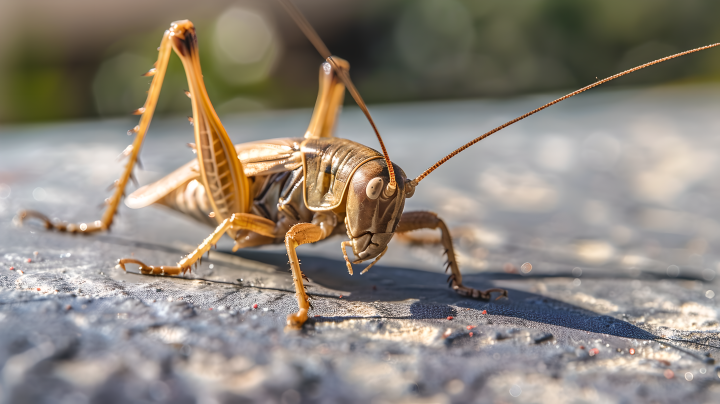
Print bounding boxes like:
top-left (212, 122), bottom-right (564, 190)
top-left (157, 167), bottom-right (317, 248)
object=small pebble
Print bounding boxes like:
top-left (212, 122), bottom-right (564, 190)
top-left (36, 288), bottom-right (40, 291)
top-left (447, 316), bottom-right (454, 320)
top-left (252, 303), bottom-right (258, 309)
top-left (469, 332), bottom-right (474, 337)
top-left (589, 348), bottom-right (599, 356)
top-left (664, 369), bottom-right (675, 379)
top-left (482, 310), bottom-right (487, 315)
top-left (8, 267), bottom-right (13, 271)
top-left (629, 348), bottom-right (635, 355)
top-left (26, 258), bottom-right (32, 263)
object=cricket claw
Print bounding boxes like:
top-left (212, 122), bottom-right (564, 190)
top-left (491, 288), bottom-right (509, 300)
top-left (16, 210), bottom-right (53, 229)
top-left (453, 284), bottom-right (508, 301)
top-left (286, 308), bottom-right (309, 330)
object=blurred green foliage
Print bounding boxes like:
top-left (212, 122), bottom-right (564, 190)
top-left (2, 0), bottom-right (720, 123)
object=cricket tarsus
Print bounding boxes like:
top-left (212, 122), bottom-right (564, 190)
top-left (17, 210), bottom-right (105, 234)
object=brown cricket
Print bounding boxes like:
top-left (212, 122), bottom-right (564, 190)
top-left (18, 0), bottom-right (720, 329)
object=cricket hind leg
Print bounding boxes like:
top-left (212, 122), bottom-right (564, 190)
top-left (304, 57), bottom-right (350, 139)
top-left (171, 20), bottom-right (251, 221)
top-left (17, 27), bottom-right (177, 234)
top-left (396, 211), bottom-right (508, 300)
top-left (117, 213), bottom-right (276, 276)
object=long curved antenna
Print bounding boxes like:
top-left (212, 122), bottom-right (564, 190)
top-left (278, 0), bottom-right (397, 191)
top-left (413, 42), bottom-right (720, 184)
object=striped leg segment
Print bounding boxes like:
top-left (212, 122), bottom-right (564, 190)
top-left (170, 21), bottom-right (251, 225)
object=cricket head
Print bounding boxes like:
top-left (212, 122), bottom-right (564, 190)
top-left (344, 159), bottom-right (411, 262)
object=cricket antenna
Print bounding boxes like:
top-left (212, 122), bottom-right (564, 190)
top-left (278, 0), bottom-right (397, 193)
top-left (412, 42), bottom-right (720, 185)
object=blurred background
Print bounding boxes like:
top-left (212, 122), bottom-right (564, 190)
top-left (1, 0), bottom-right (720, 123)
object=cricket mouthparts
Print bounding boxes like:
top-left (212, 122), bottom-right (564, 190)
top-left (350, 232), bottom-right (393, 262)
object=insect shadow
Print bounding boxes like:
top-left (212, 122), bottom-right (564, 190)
top-left (232, 249), bottom-right (660, 341)
top-left (108, 237), bottom-right (720, 355)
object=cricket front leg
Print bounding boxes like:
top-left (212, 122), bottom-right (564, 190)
top-left (397, 211), bottom-right (508, 300)
top-left (18, 29), bottom-right (176, 234)
top-left (284, 223), bottom-right (325, 329)
top-left (117, 213), bottom-right (276, 275)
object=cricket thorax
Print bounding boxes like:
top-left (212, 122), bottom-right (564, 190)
top-left (159, 167), bottom-right (320, 249)
top-left (300, 137), bottom-right (384, 211)
top-left (237, 168), bottom-right (316, 248)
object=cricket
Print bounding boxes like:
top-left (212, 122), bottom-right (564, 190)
top-left (16, 0), bottom-right (720, 329)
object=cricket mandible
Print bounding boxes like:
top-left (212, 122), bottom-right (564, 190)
top-left (17, 0), bottom-right (720, 329)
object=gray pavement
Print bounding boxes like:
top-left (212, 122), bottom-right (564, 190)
top-left (1, 85), bottom-right (720, 403)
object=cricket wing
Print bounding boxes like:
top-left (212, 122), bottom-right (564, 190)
top-left (125, 138), bottom-right (303, 210)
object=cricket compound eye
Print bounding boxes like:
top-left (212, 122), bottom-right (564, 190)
top-left (366, 177), bottom-right (384, 200)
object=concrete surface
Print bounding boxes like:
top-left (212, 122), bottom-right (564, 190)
top-left (2, 85), bottom-right (720, 403)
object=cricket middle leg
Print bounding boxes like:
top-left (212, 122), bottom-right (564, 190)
top-left (397, 211), bottom-right (508, 300)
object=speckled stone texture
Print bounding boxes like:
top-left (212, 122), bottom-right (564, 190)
top-left (2, 85), bottom-right (720, 403)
